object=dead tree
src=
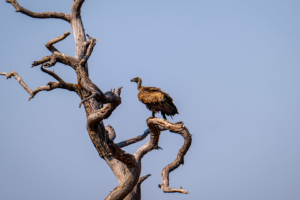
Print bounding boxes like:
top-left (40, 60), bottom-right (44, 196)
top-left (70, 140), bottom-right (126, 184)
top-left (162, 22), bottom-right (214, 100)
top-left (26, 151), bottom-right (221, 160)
top-left (1, 1), bottom-right (192, 199)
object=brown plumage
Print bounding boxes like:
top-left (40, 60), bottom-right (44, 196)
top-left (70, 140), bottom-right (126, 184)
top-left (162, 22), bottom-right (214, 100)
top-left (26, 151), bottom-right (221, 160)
top-left (131, 77), bottom-right (179, 120)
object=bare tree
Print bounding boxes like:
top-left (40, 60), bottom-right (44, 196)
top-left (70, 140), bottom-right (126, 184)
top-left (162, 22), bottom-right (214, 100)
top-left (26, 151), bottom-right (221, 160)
top-left (1, 1), bottom-right (192, 199)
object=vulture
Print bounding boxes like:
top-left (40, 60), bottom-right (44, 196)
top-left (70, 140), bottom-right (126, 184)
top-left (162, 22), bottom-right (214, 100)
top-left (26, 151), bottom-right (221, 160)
top-left (131, 77), bottom-right (179, 120)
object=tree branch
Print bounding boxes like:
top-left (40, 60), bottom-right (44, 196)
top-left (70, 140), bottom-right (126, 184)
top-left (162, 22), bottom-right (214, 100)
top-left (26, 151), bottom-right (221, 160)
top-left (138, 174), bottom-right (151, 185)
top-left (124, 174), bottom-right (151, 200)
top-left (0, 71), bottom-right (77, 101)
top-left (117, 129), bottom-right (150, 148)
top-left (0, 71), bottom-right (32, 94)
top-left (29, 82), bottom-right (71, 101)
top-left (86, 88), bottom-right (122, 128)
top-left (32, 52), bottom-right (79, 70)
top-left (134, 117), bottom-right (162, 162)
top-left (46, 31), bottom-right (71, 53)
top-left (6, 0), bottom-right (70, 22)
top-left (117, 125), bottom-right (168, 148)
top-left (79, 34), bottom-right (98, 67)
top-left (72, 0), bottom-right (86, 14)
top-left (107, 141), bottom-right (136, 168)
top-left (40, 65), bottom-right (78, 92)
top-left (150, 119), bottom-right (192, 194)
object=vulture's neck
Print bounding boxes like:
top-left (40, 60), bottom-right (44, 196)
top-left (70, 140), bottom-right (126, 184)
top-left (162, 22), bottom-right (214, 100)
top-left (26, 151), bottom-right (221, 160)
top-left (137, 79), bottom-right (142, 90)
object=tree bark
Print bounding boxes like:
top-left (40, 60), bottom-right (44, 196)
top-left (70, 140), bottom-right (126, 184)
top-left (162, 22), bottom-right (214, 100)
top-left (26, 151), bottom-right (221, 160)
top-left (2, 1), bottom-right (193, 199)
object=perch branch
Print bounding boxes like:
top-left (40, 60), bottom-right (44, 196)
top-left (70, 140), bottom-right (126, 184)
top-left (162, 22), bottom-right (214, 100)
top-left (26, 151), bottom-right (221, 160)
top-left (134, 117), bottom-right (162, 162)
top-left (6, 0), bottom-right (70, 22)
top-left (46, 31), bottom-right (71, 53)
top-left (148, 119), bottom-right (191, 194)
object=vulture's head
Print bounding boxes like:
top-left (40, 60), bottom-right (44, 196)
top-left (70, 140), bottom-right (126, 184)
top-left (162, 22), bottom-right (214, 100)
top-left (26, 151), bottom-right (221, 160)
top-left (130, 77), bottom-right (141, 83)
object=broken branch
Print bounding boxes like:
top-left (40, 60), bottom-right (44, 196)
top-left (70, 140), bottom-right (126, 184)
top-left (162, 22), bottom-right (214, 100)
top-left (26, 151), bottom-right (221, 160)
top-left (46, 31), bottom-right (71, 53)
top-left (0, 71), bottom-right (32, 94)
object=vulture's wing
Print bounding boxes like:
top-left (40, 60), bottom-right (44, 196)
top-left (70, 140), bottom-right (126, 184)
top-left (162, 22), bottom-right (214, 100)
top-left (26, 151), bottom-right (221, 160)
top-left (138, 91), bottom-right (164, 104)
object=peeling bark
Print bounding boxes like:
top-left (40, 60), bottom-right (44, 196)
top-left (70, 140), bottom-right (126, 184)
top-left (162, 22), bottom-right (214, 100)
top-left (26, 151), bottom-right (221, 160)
top-left (1, 1), bottom-right (193, 199)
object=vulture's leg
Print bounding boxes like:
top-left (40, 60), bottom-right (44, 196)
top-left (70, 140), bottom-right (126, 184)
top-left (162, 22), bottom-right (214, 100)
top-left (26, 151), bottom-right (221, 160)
top-left (152, 111), bottom-right (155, 118)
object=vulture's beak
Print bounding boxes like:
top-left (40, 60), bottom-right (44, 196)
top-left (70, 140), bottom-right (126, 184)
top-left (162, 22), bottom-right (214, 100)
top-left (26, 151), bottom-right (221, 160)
top-left (130, 79), bottom-right (134, 82)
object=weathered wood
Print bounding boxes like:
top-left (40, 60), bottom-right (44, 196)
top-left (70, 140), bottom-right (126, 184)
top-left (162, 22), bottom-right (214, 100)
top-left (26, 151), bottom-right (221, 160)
top-left (1, 1), bottom-right (193, 199)
top-left (6, 0), bottom-right (70, 22)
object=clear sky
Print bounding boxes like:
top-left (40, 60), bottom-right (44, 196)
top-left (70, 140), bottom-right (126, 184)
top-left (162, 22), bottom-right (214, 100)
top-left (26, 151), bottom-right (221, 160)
top-left (1, 0), bottom-right (300, 200)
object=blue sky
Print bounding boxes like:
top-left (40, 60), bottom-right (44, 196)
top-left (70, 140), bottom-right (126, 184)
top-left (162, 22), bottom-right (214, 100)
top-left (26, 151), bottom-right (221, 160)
top-left (0, 0), bottom-right (300, 199)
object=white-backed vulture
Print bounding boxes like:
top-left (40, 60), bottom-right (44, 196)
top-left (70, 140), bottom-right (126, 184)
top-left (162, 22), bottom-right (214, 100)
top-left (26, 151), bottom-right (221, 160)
top-left (131, 77), bottom-right (179, 120)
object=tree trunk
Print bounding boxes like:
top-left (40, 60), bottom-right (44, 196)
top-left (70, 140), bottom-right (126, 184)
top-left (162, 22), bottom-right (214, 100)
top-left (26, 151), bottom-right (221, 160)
top-left (1, 1), bottom-right (192, 199)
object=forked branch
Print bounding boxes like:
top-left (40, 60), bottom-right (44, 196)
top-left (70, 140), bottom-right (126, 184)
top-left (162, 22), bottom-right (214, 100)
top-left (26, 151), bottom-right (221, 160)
top-left (6, 0), bottom-right (70, 22)
top-left (32, 32), bottom-right (79, 69)
top-left (40, 65), bottom-right (78, 92)
top-left (0, 71), bottom-right (77, 101)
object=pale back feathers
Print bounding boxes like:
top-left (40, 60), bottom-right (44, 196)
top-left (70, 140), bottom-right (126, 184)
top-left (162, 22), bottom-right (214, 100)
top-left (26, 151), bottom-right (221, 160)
top-left (138, 86), bottom-right (178, 116)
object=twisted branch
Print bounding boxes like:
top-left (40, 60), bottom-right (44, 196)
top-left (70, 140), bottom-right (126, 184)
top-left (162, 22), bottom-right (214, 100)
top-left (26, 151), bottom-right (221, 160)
top-left (6, 0), bottom-right (70, 22)
top-left (150, 119), bottom-right (192, 194)
top-left (134, 117), bottom-right (161, 162)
